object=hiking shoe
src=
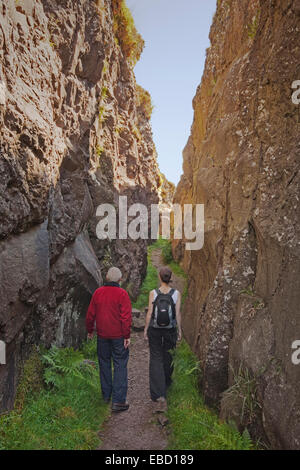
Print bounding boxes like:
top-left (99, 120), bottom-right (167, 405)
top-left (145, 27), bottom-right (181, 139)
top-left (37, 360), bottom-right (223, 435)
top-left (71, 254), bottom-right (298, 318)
top-left (152, 397), bottom-right (168, 413)
top-left (103, 397), bottom-right (111, 404)
top-left (112, 402), bottom-right (129, 412)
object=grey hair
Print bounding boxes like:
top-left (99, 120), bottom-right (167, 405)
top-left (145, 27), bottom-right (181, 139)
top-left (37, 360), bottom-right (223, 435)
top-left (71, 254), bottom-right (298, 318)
top-left (106, 267), bottom-right (122, 283)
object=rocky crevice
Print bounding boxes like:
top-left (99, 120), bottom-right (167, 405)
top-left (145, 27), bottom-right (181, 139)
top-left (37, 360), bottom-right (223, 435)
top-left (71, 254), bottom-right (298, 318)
top-left (173, 0), bottom-right (300, 449)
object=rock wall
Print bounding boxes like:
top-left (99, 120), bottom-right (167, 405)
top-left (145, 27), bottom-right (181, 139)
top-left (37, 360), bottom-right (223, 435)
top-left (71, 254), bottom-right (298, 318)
top-left (173, 0), bottom-right (300, 449)
top-left (0, 0), bottom-right (160, 410)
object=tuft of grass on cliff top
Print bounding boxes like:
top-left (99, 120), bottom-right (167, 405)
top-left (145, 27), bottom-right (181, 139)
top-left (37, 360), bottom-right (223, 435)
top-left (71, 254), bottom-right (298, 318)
top-left (0, 338), bottom-right (109, 450)
top-left (167, 341), bottom-right (254, 450)
top-left (112, 0), bottom-right (144, 67)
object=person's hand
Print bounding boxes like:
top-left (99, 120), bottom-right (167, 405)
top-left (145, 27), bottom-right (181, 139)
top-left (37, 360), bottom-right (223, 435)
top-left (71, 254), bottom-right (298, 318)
top-left (144, 328), bottom-right (148, 341)
top-left (124, 338), bottom-right (131, 349)
top-left (177, 329), bottom-right (182, 342)
top-left (87, 332), bottom-right (94, 340)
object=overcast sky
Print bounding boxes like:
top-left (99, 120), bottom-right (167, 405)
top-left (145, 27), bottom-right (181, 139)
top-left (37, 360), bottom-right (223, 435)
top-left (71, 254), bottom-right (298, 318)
top-left (126, 0), bottom-right (216, 184)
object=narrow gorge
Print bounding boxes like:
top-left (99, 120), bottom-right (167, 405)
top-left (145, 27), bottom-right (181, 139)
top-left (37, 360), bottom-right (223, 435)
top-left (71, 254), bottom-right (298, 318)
top-left (173, 0), bottom-right (300, 450)
top-left (0, 0), bottom-right (299, 451)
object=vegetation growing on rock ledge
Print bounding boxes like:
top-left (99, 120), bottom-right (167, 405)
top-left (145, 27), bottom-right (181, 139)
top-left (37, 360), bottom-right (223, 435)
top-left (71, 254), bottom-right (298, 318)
top-left (112, 0), bottom-right (144, 67)
top-left (136, 84), bottom-right (154, 120)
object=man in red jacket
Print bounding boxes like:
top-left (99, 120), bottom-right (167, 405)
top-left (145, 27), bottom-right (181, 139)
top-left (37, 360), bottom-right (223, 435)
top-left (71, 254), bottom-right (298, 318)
top-left (86, 267), bottom-right (132, 412)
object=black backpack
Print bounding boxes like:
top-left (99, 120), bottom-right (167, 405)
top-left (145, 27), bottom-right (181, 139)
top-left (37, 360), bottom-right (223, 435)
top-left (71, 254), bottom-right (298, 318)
top-left (152, 288), bottom-right (176, 329)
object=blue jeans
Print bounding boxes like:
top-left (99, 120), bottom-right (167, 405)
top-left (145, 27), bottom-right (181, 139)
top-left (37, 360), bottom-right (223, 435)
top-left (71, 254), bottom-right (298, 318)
top-left (97, 337), bottom-right (129, 404)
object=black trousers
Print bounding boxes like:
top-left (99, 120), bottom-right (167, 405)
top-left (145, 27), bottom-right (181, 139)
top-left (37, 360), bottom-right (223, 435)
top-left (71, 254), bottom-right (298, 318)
top-left (147, 326), bottom-right (177, 401)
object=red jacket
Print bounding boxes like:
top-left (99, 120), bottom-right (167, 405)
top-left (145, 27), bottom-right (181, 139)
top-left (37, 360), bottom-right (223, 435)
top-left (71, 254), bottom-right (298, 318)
top-left (86, 283), bottom-right (132, 339)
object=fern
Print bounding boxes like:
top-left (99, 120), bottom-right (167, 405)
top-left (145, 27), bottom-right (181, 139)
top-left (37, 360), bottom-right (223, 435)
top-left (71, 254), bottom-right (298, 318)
top-left (43, 368), bottom-right (64, 389)
top-left (0, 341), bottom-right (108, 450)
top-left (42, 347), bottom-right (99, 391)
top-left (209, 423), bottom-right (253, 450)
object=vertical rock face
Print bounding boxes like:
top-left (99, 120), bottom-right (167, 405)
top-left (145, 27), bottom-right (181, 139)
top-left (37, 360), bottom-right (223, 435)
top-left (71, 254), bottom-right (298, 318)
top-left (174, 0), bottom-right (300, 449)
top-left (0, 0), bottom-right (160, 410)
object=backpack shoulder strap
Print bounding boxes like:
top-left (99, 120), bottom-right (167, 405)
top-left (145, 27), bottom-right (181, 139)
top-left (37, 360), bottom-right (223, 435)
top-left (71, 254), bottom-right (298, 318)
top-left (152, 289), bottom-right (160, 318)
top-left (152, 288), bottom-right (160, 300)
top-left (154, 288), bottom-right (161, 299)
top-left (167, 289), bottom-right (176, 318)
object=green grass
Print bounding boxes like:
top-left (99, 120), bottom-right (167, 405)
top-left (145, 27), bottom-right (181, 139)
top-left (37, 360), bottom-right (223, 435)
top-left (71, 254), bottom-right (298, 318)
top-left (221, 365), bottom-right (261, 428)
top-left (95, 145), bottom-right (104, 158)
top-left (247, 11), bottom-right (260, 39)
top-left (132, 243), bottom-right (159, 310)
top-left (0, 338), bottom-right (109, 450)
top-left (99, 105), bottom-right (106, 123)
top-left (167, 341), bottom-right (254, 450)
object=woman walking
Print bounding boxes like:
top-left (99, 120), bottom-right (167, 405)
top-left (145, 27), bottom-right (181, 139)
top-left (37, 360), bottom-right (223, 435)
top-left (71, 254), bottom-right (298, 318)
top-left (144, 267), bottom-right (182, 405)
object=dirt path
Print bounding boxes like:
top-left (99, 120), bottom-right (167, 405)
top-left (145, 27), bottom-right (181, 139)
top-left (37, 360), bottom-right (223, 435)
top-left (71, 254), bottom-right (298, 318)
top-left (98, 248), bottom-right (186, 450)
top-left (98, 330), bottom-right (168, 450)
